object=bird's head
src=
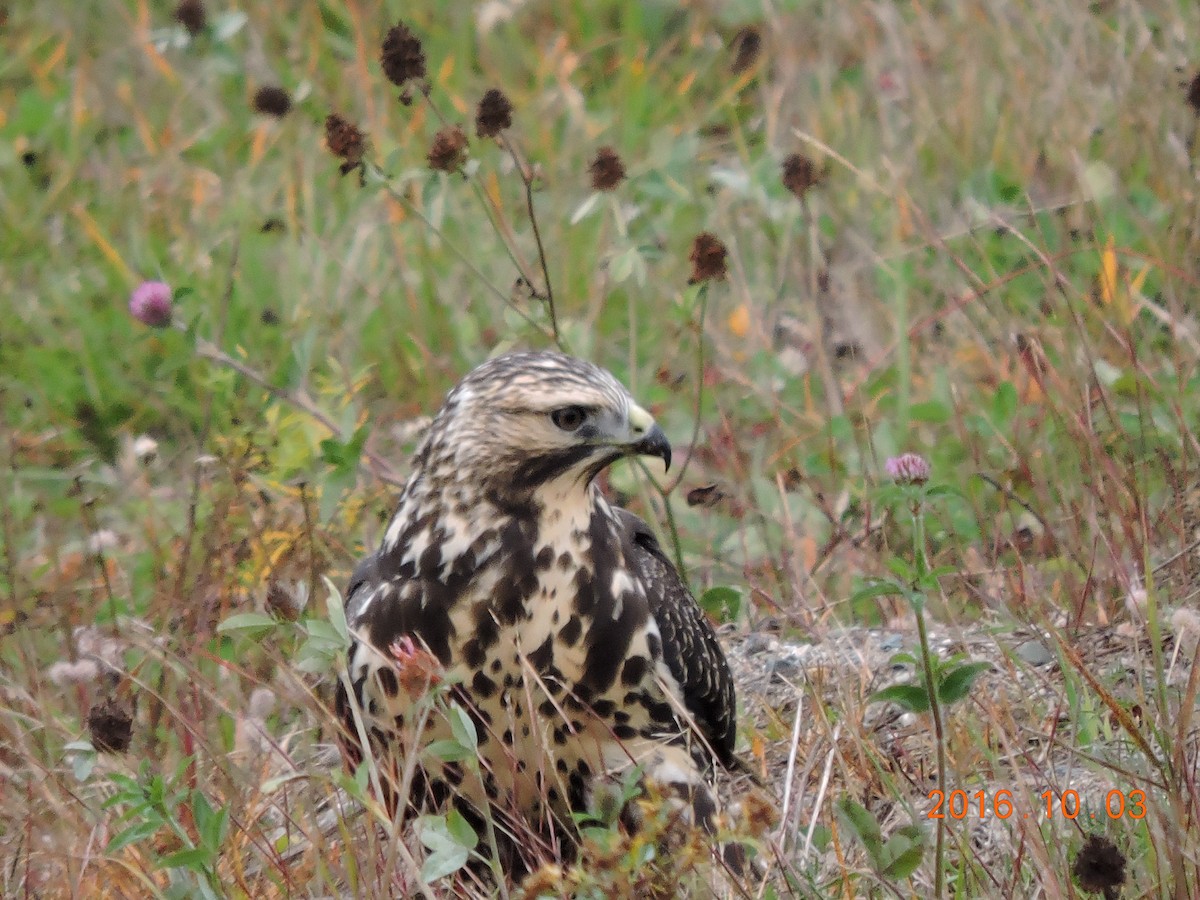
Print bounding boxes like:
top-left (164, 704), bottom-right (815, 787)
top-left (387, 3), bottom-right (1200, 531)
top-left (414, 351), bottom-right (670, 507)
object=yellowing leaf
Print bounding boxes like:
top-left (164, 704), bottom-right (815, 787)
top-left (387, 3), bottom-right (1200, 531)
top-left (485, 170), bottom-right (502, 210)
top-left (1098, 236), bottom-right (1137, 325)
top-left (1099, 235), bottom-right (1117, 306)
top-left (72, 204), bottom-right (135, 282)
top-left (728, 304), bottom-right (751, 338)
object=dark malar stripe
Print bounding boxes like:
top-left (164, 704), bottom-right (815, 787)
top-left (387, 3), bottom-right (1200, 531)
top-left (510, 445), bottom-right (598, 493)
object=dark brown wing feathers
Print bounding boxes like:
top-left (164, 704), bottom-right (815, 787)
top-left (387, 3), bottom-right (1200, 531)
top-left (616, 508), bottom-right (738, 769)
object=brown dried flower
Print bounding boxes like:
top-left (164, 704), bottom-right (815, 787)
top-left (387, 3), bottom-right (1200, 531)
top-left (520, 865), bottom-right (565, 898)
top-left (1186, 71), bottom-right (1200, 116)
top-left (325, 113), bottom-right (366, 171)
top-left (87, 697), bottom-right (133, 753)
top-left (588, 145), bottom-right (626, 191)
top-left (1071, 834), bottom-right (1125, 896)
top-left (265, 580), bottom-right (302, 621)
top-left (475, 88), bottom-right (513, 138)
top-left (389, 636), bottom-right (444, 694)
top-left (781, 153), bottom-right (819, 200)
top-left (686, 483), bottom-right (725, 508)
top-left (427, 125), bottom-right (468, 172)
top-left (730, 26), bottom-right (762, 74)
top-left (253, 86), bottom-right (292, 118)
top-left (739, 789), bottom-right (778, 839)
top-left (380, 21), bottom-right (426, 87)
top-left (174, 0), bottom-right (206, 36)
top-left (688, 232), bottom-right (728, 284)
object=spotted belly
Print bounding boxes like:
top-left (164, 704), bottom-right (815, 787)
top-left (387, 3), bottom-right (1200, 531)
top-left (343, 589), bottom-right (696, 828)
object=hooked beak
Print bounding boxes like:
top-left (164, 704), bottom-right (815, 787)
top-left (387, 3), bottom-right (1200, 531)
top-left (627, 404), bottom-right (672, 472)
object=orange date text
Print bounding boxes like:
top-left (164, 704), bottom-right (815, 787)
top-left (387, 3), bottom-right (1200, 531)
top-left (926, 789), bottom-right (1146, 820)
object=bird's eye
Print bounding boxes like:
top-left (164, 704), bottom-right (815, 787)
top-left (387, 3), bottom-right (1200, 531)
top-left (550, 406), bottom-right (588, 432)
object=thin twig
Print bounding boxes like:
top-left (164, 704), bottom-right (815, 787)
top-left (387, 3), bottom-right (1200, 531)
top-left (373, 170), bottom-right (554, 343)
top-left (78, 498), bottom-right (119, 639)
top-left (416, 84), bottom-right (557, 343)
top-left (648, 283), bottom-right (712, 575)
top-left (500, 132), bottom-right (560, 348)
top-left (778, 693), bottom-right (805, 830)
top-left (665, 283), bottom-right (711, 495)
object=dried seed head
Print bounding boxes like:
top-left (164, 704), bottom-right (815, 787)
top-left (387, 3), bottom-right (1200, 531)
top-left (389, 636), bottom-right (444, 694)
top-left (520, 865), bottom-right (565, 897)
top-left (325, 113), bottom-right (366, 167)
top-left (739, 789), bottom-right (778, 839)
top-left (253, 86), bottom-right (292, 118)
top-left (730, 26), bottom-right (762, 74)
top-left (87, 697), bottom-right (133, 753)
top-left (380, 21), bottom-right (426, 87)
top-left (1186, 71), bottom-right (1200, 116)
top-left (688, 232), bottom-right (728, 284)
top-left (884, 453), bottom-right (930, 485)
top-left (588, 145), bottom-right (626, 191)
top-left (174, 0), bottom-right (206, 36)
top-left (475, 88), bottom-right (513, 137)
top-left (427, 125), bottom-right (468, 172)
top-left (781, 152), bottom-right (819, 200)
top-left (686, 483), bottom-right (725, 508)
top-left (265, 580), bottom-right (303, 622)
top-left (1071, 835), bottom-right (1126, 894)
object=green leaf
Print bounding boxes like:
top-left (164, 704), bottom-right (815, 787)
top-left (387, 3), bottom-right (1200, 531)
top-left (159, 847), bottom-right (211, 872)
top-left (869, 683), bottom-right (931, 713)
top-left (923, 484), bottom-right (962, 499)
top-left (881, 825), bottom-right (925, 879)
top-left (925, 564), bottom-right (959, 581)
top-left (303, 618), bottom-right (342, 645)
top-left (322, 576), bottom-right (350, 646)
top-left (67, 744), bottom-right (96, 781)
top-left (216, 612), bottom-right (276, 635)
top-left (446, 703), bottom-right (478, 752)
top-left (609, 246), bottom-right (640, 284)
top-left (909, 400), bottom-right (950, 423)
top-left (938, 661), bottom-right (991, 705)
top-left (699, 585), bottom-right (741, 621)
top-left (886, 557), bottom-right (916, 582)
top-left (835, 797), bottom-right (883, 860)
top-left (418, 816), bottom-right (471, 881)
top-left (850, 580), bottom-right (905, 603)
top-left (425, 739), bottom-right (474, 763)
top-left (319, 468), bottom-right (355, 523)
top-left (445, 808), bottom-right (479, 850)
top-left (107, 819), bottom-right (162, 853)
top-left (992, 381), bottom-right (1018, 424)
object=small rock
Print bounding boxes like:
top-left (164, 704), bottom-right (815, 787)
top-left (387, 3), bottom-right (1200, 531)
top-left (879, 632), bottom-right (904, 652)
top-left (1014, 639), bottom-right (1053, 666)
top-left (769, 655), bottom-right (801, 681)
top-left (742, 633), bottom-right (775, 656)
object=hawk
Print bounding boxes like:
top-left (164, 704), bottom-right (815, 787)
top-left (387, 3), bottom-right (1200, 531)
top-left (335, 351), bottom-right (738, 868)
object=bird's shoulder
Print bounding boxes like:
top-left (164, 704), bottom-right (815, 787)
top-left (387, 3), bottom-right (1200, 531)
top-left (612, 506), bottom-right (738, 767)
